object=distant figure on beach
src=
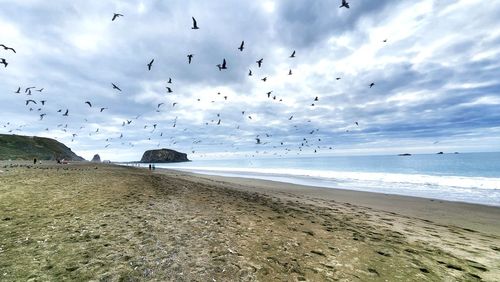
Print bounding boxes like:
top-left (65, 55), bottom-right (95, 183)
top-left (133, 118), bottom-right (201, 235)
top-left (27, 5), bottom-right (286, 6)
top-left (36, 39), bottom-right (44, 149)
top-left (152, 164), bottom-right (156, 170)
top-left (148, 164), bottom-right (152, 170)
top-left (33, 158), bottom-right (37, 165)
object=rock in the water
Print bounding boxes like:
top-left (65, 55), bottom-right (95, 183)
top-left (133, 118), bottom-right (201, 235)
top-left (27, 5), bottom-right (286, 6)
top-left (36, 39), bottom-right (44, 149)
top-left (91, 154), bottom-right (101, 162)
top-left (140, 148), bottom-right (189, 163)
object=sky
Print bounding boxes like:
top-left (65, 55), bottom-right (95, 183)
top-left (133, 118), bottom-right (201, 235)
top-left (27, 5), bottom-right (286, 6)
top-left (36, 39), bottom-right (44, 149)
top-left (1, 0), bottom-right (500, 161)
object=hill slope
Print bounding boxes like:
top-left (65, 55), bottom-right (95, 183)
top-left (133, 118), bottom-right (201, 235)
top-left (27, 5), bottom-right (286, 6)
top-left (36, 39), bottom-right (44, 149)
top-left (0, 134), bottom-right (85, 161)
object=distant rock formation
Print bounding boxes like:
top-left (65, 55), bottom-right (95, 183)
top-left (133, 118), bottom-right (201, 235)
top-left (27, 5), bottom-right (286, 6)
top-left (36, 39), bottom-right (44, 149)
top-left (437, 152), bottom-right (444, 155)
top-left (398, 153), bottom-right (412, 156)
top-left (0, 134), bottom-right (85, 161)
top-left (140, 148), bottom-right (189, 163)
top-left (91, 154), bottom-right (101, 162)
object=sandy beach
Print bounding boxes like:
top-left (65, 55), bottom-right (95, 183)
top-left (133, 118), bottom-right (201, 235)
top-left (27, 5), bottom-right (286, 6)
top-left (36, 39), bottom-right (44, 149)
top-left (1, 163), bottom-right (499, 281)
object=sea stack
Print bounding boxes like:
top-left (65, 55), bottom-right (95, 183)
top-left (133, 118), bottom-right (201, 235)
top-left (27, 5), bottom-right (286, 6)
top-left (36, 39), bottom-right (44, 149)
top-left (140, 148), bottom-right (189, 163)
top-left (91, 154), bottom-right (101, 162)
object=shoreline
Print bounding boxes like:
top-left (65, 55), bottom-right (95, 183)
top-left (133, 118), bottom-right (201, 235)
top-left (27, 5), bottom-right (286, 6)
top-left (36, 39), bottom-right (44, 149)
top-left (155, 167), bottom-right (500, 235)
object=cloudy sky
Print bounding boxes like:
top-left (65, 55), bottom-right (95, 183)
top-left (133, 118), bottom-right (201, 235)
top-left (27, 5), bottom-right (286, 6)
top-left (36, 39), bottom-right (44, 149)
top-left (1, 0), bottom-right (499, 161)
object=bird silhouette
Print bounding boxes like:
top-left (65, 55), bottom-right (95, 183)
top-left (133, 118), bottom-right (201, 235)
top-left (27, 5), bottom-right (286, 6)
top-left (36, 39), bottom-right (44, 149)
top-left (267, 91), bottom-right (272, 98)
top-left (112, 83), bottom-right (121, 91)
top-left (336, 77), bottom-right (341, 80)
top-left (187, 54), bottom-right (194, 64)
top-left (290, 50), bottom-right (296, 58)
top-left (168, 78), bottom-right (172, 83)
top-left (36, 88), bottom-right (43, 92)
top-left (172, 102), bottom-right (177, 107)
top-left (256, 138), bottom-right (261, 144)
top-left (15, 87), bottom-right (20, 93)
top-left (191, 17), bottom-right (199, 29)
top-left (288, 69), bottom-right (292, 75)
top-left (112, 13), bottom-right (123, 21)
top-left (166, 86), bottom-right (173, 93)
top-left (26, 100), bottom-right (36, 105)
top-left (85, 101), bottom-right (92, 107)
top-left (63, 109), bottom-right (69, 116)
top-left (157, 103), bottom-right (164, 108)
top-left (0, 58), bottom-right (7, 67)
top-left (100, 107), bottom-right (107, 112)
top-left (39, 114), bottom-right (46, 120)
top-left (147, 59), bottom-right (154, 71)
top-left (40, 100), bottom-right (46, 105)
top-left (340, 0), bottom-right (350, 9)
top-left (0, 44), bottom-right (16, 53)
top-left (314, 96), bottom-right (319, 101)
top-left (221, 58), bottom-right (227, 69)
top-left (289, 115), bottom-right (293, 120)
top-left (238, 41), bottom-right (244, 51)
top-left (369, 82), bottom-right (375, 88)
top-left (256, 58), bottom-right (263, 68)
top-left (261, 77), bottom-right (267, 82)
top-left (248, 69), bottom-right (253, 76)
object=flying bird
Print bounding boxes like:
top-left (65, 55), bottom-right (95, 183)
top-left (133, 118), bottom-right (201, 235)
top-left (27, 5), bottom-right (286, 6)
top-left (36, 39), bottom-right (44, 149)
top-left (187, 54), bottom-right (194, 64)
top-left (172, 102), bottom-right (177, 107)
top-left (314, 96), bottom-right (319, 101)
top-left (63, 109), bottom-right (69, 116)
top-left (157, 103), bottom-right (164, 108)
top-left (267, 91), bottom-right (273, 98)
top-left (288, 69), bottom-right (292, 75)
top-left (15, 87), bottom-right (20, 93)
top-left (112, 13), bottom-right (123, 21)
top-left (289, 115), bottom-right (293, 120)
top-left (340, 0), bottom-right (350, 9)
top-left (221, 58), bottom-right (227, 70)
top-left (256, 138), bottom-right (261, 144)
top-left (290, 50), bottom-right (296, 58)
top-left (147, 59), bottom-right (154, 71)
top-left (111, 83), bottom-right (121, 91)
top-left (191, 17), bottom-right (199, 29)
top-left (85, 101), bottom-right (92, 107)
top-left (248, 69), bottom-right (253, 76)
top-left (26, 100), bottom-right (36, 105)
top-left (100, 107), bottom-right (107, 112)
top-left (39, 114), bottom-right (46, 120)
top-left (369, 82), bottom-right (375, 88)
top-left (40, 100), bottom-right (46, 105)
top-left (256, 58), bottom-right (263, 68)
top-left (0, 58), bottom-right (7, 67)
top-left (0, 44), bottom-right (16, 53)
top-left (238, 41), bottom-right (244, 51)
top-left (167, 78), bottom-right (172, 83)
top-left (166, 86), bottom-right (173, 93)
top-left (261, 77), bottom-right (267, 82)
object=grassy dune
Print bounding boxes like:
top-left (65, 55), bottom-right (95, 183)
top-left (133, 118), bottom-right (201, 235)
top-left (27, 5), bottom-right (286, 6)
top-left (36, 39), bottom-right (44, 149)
top-left (0, 163), bottom-right (498, 281)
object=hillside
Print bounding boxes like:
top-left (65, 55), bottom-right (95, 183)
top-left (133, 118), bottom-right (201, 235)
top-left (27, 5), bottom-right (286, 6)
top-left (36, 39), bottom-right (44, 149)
top-left (0, 134), bottom-right (85, 161)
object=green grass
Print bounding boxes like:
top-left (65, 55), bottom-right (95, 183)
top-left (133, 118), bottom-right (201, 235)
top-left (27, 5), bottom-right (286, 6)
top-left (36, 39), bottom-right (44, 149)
top-left (0, 134), bottom-right (84, 161)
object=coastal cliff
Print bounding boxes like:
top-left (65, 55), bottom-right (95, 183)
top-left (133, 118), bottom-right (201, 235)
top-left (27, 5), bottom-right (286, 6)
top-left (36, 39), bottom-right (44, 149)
top-left (0, 134), bottom-right (85, 161)
top-left (140, 148), bottom-right (189, 163)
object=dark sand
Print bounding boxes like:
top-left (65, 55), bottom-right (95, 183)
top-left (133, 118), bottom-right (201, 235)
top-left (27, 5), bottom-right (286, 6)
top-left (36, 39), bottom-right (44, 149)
top-left (1, 163), bottom-right (499, 281)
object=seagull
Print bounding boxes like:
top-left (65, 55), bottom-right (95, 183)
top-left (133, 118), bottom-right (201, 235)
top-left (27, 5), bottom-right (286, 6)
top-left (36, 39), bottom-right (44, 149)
top-left (63, 109), bottom-right (69, 116)
top-left (25, 86), bottom-right (35, 93)
top-left (288, 69), bottom-right (292, 75)
top-left (191, 17), bottom-right (199, 29)
top-left (383, 39), bottom-right (388, 43)
top-left (290, 50), bottom-right (296, 58)
top-left (167, 78), bottom-right (172, 83)
top-left (267, 91), bottom-right (273, 98)
top-left (238, 41), bottom-right (244, 51)
top-left (248, 69), bottom-right (253, 76)
top-left (36, 88), bottom-right (44, 92)
top-left (340, 0), bottom-right (350, 9)
top-left (100, 107), bottom-right (107, 112)
top-left (172, 102), bottom-right (177, 107)
top-left (39, 114), bottom-right (46, 120)
top-left (216, 64), bottom-right (222, 71)
top-left (26, 100), bottom-right (37, 105)
top-left (112, 13), bottom-right (123, 21)
top-left (289, 115), bottom-right (293, 120)
top-left (166, 86), bottom-right (173, 93)
top-left (0, 58), bottom-right (7, 67)
top-left (336, 77), bottom-right (341, 80)
top-left (111, 83), bottom-right (121, 91)
top-left (355, 122), bottom-right (359, 126)
top-left (369, 82), bottom-right (375, 88)
top-left (15, 87), bottom-right (21, 93)
top-left (256, 138), bottom-right (261, 144)
top-left (157, 103), bottom-right (164, 108)
top-left (221, 58), bottom-right (227, 70)
top-left (314, 96), bottom-right (319, 101)
top-left (0, 44), bottom-right (16, 53)
top-left (147, 59), bottom-right (154, 71)
top-left (261, 77), bottom-right (267, 82)
top-left (40, 100), bottom-right (46, 105)
top-left (187, 54), bottom-right (194, 64)
top-left (85, 101), bottom-right (92, 107)
top-left (256, 58), bottom-right (263, 68)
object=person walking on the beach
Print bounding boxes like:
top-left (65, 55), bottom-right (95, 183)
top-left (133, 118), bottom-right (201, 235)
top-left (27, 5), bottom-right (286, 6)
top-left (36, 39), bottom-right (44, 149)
top-left (149, 164), bottom-right (152, 170)
top-left (33, 158), bottom-right (37, 165)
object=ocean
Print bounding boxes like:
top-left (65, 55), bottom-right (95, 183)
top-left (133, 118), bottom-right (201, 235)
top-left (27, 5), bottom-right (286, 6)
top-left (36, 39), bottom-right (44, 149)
top-left (130, 152), bottom-right (500, 207)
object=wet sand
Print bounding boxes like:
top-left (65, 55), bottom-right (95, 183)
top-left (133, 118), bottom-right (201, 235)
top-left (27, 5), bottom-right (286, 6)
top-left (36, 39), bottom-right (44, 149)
top-left (1, 162), bottom-right (499, 281)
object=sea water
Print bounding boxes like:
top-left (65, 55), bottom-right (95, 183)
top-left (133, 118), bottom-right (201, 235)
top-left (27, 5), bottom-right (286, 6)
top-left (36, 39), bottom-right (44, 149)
top-left (135, 152), bottom-right (500, 207)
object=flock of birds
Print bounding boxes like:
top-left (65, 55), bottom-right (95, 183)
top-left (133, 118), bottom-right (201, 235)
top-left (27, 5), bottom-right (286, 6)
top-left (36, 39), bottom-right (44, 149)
top-left (2, 0), bottom-right (381, 158)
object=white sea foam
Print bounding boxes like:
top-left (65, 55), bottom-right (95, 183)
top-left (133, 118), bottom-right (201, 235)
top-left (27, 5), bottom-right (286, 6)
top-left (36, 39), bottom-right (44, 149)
top-left (168, 166), bottom-right (500, 190)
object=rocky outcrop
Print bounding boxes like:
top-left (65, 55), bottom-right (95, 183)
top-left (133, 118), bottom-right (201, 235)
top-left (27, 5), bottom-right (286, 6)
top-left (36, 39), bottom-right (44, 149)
top-left (140, 149), bottom-right (189, 163)
top-left (91, 154), bottom-right (101, 162)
